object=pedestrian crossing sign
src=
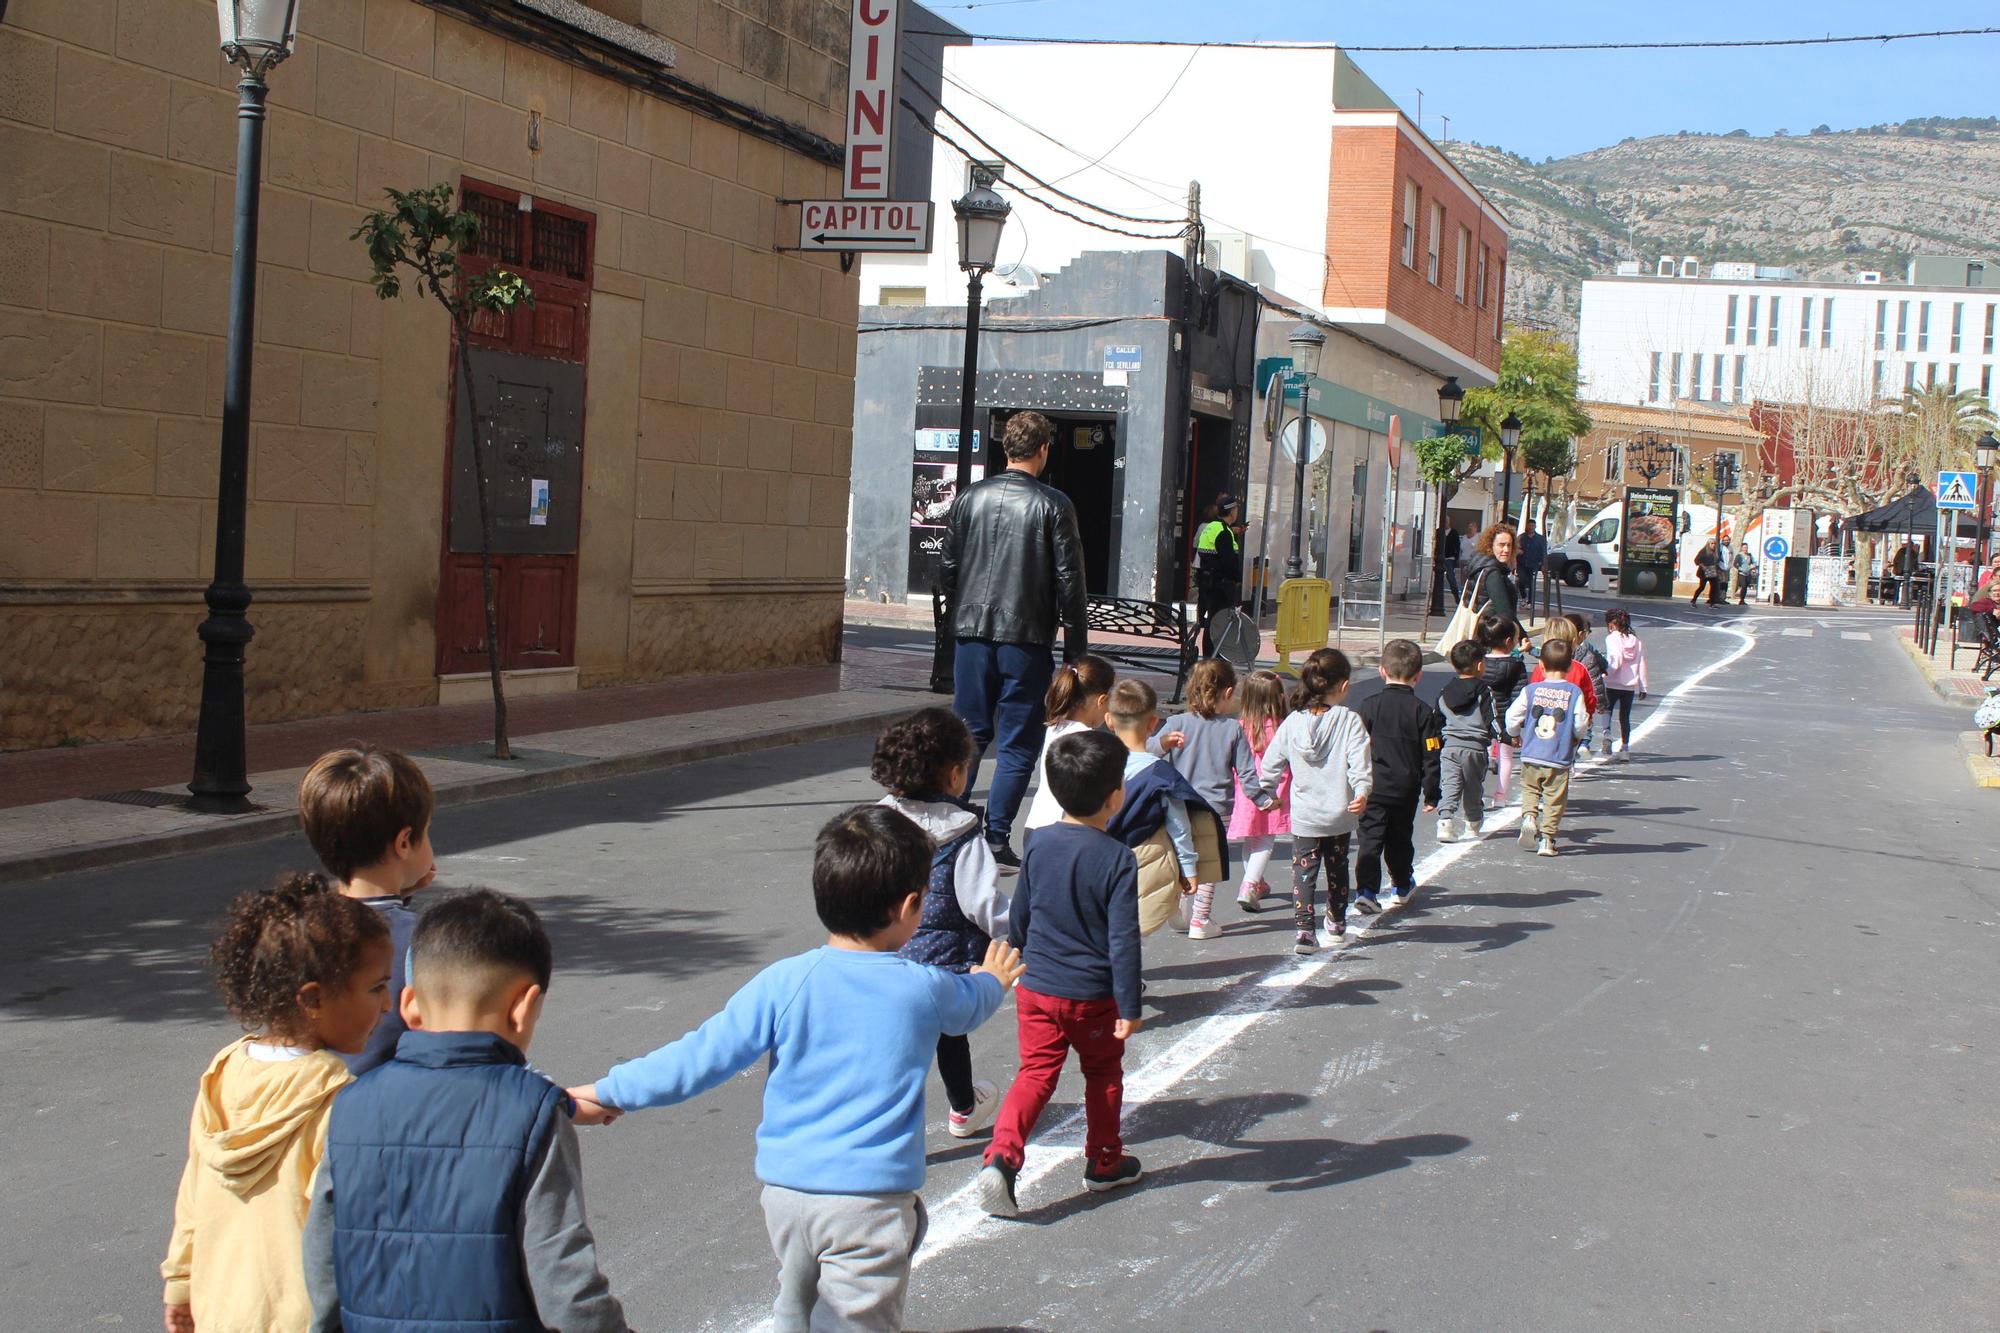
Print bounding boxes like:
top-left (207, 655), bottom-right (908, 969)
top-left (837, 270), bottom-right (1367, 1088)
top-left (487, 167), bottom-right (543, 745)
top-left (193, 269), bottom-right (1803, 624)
top-left (1938, 470), bottom-right (1979, 511)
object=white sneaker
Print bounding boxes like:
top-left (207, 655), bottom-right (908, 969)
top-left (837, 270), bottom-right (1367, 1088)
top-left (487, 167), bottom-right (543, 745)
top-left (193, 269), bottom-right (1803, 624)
top-left (1536, 836), bottom-right (1558, 858)
top-left (1617, 747), bottom-right (1632, 763)
top-left (947, 1080), bottom-right (1000, 1139)
top-left (1465, 817), bottom-right (1483, 836)
top-left (1436, 818), bottom-right (1458, 843)
top-left (1518, 813), bottom-right (1539, 846)
top-left (1187, 916), bottom-right (1221, 941)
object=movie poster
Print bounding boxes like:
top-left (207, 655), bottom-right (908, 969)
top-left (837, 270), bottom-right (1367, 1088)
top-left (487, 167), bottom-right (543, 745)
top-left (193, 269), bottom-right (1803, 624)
top-left (909, 429), bottom-right (983, 593)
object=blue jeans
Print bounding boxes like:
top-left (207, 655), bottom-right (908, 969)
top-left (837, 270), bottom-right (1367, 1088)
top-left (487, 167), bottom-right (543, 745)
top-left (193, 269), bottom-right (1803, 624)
top-left (953, 640), bottom-right (1055, 845)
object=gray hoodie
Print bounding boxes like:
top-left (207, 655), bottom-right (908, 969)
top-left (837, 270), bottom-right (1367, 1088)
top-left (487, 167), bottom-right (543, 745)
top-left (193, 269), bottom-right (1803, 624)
top-left (1259, 705), bottom-right (1373, 837)
top-left (1436, 676), bottom-right (1496, 751)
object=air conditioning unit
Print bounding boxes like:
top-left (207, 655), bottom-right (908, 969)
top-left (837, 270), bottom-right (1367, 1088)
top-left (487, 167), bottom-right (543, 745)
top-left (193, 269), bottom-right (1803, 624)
top-left (1614, 260), bottom-right (1643, 277)
top-left (1681, 256), bottom-right (1700, 278)
top-left (1203, 232), bottom-right (1252, 278)
top-left (1710, 262), bottom-right (1755, 280)
top-left (1657, 256), bottom-right (1676, 277)
top-left (1855, 271), bottom-right (1883, 284)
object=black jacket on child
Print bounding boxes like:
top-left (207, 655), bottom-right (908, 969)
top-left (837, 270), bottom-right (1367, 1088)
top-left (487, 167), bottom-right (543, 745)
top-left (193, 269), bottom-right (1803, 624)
top-left (1352, 682), bottom-right (1442, 807)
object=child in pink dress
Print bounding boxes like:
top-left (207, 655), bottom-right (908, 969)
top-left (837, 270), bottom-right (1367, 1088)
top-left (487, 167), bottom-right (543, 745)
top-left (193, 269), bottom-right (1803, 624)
top-left (1230, 670), bottom-right (1293, 911)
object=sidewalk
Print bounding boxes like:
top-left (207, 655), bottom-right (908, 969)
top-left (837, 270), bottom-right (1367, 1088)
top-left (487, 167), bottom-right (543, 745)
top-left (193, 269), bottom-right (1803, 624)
top-left (1892, 623), bottom-right (2000, 789)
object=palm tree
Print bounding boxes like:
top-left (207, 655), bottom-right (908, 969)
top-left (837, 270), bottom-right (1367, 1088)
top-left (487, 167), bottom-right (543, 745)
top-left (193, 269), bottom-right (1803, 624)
top-left (1890, 384), bottom-right (1994, 483)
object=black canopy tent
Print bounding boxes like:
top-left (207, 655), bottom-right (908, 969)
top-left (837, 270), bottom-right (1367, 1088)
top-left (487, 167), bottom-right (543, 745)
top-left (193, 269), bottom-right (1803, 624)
top-left (1848, 483), bottom-right (1980, 536)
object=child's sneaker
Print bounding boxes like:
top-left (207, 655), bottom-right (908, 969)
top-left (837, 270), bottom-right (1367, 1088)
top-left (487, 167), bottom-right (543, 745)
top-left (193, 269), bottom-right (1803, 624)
top-left (1352, 893), bottom-right (1382, 916)
top-left (977, 1158), bottom-right (1020, 1216)
top-left (1465, 817), bottom-right (1483, 836)
top-left (947, 1080), bottom-right (1000, 1139)
top-left (1293, 929), bottom-right (1319, 955)
top-left (1537, 836), bottom-right (1558, 857)
top-left (1236, 880), bottom-right (1265, 912)
top-left (1322, 910), bottom-right (1346, 940)
top-left (1188, 916), bottom-right (1220, 940)
top-left (1616, 746), bottom-right (1632, 763)
top-left (1436, 817), bottom-right (1458, 843)
top-left (1083, 1155), bottom-right (1144, 1193)
top-left (1518, 813), bottom-right (1538, 846)
top-left (1388, 885), bottom-right (1415, 909)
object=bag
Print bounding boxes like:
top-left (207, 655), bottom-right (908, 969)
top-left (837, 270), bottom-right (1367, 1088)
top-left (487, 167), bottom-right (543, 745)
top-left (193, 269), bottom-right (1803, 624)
top-left (1434, 581), bottom-right (1488, 658)
top-left (1974, 691), bottom-right (2000, 734)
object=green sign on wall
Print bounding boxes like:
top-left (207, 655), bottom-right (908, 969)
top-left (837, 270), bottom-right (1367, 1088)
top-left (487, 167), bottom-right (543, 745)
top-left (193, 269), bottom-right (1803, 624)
top-left (1255, 356), bottom-right (1443, 440)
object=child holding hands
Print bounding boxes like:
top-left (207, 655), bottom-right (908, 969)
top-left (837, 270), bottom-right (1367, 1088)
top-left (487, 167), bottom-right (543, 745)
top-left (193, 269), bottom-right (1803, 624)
top-left (1157, 659), bottom-right (1270, 938)
top-left (1260, 649), bottom-right (1372, 953)
top-left (1229, 669), bottom-right (1293, 911)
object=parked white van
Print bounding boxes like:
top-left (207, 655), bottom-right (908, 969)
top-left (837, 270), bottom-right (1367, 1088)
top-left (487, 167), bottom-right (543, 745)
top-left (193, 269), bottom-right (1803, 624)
top-left (1545, 502), bottom-right (1729, 593)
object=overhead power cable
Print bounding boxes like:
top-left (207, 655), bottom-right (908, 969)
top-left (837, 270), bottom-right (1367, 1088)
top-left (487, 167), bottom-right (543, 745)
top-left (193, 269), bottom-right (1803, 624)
top-left (904, 26), bottom-right (2000, 54)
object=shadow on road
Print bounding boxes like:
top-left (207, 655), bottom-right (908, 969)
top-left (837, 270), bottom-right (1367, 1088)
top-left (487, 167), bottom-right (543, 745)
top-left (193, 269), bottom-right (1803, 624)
top-left (1346, 918), bottom-right (1554, 954)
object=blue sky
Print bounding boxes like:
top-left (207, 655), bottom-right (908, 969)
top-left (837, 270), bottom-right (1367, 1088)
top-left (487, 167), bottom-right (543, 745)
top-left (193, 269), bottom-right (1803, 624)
top-left (920, 0), bottom-right (1999, 159)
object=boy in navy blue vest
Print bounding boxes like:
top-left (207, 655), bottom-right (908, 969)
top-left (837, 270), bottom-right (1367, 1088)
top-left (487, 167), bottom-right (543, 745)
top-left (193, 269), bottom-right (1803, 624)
top-left (303, 890), bottom-right (629, 1332)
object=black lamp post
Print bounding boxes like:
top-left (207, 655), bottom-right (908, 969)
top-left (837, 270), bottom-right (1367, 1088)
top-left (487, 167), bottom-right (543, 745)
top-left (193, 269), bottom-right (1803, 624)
top-left (190, 0), bottom-right (300, 812)
top-left (1428, 377), bottom-right (1464, 614)
top-left (1978, 431), bottom-right (1999, 566)
top-left (1283, 322), bottom-right (1326, 580)
top-left (1497, 411), bottom-right (1522, 523)
top-left (1629, 432), bottom-right (1673, 484)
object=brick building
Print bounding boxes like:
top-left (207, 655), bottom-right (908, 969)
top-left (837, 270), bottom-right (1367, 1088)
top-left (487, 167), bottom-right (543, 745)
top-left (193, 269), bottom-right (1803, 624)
top-left (1568, 402), bottom-right (1763, 512)
top-left (0, 0), bottom-right (864, 750)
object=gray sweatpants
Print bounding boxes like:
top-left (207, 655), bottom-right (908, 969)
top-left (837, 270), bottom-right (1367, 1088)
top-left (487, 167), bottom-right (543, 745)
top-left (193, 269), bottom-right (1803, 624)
top-left (761, 1184), bottom-right (928, 1333)
top-left (1439, 745), bottom-right (1488, 826)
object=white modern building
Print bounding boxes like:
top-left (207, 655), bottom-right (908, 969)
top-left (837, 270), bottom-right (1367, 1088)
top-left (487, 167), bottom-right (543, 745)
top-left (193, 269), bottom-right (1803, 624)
top-left (1577, 257), bottom-right (2000, 413)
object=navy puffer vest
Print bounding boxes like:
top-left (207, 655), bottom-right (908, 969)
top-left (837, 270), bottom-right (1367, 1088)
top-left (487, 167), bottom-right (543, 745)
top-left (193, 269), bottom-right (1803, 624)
top-left (327, 1031), bottom-right (569, 1332)
top-left (899, 820), bottom-right (987, 972)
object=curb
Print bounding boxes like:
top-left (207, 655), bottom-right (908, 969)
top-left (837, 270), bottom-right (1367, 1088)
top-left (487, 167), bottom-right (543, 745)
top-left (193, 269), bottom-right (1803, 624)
top-left (0, 704), bottom-right (915, 886)
top-left (1958, 732), bottom-right (2000, 789)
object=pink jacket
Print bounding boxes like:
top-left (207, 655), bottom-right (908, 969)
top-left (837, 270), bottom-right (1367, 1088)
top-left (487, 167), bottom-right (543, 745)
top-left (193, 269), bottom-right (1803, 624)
top-left (1605, 630), bottom-right (1648, 692)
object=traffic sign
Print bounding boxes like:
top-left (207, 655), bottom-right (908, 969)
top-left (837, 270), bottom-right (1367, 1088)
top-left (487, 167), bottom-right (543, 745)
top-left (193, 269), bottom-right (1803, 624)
top-left (1763, 535), bottom-right (1789, 561)
top-left (793, 200), bottom-right (933, 252)
top-left (1938, 469), bottom-right (1979, 511)
top-left (1279, 417), bottom-right (1328, 465)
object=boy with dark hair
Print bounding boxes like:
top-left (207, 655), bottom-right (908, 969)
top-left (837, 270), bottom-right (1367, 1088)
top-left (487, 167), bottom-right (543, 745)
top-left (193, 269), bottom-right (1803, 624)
top-left (298, 746), bottom-right (440, 1075)
top-left (569, 806), bottom-right (1024, 1332)
top-left (980, 729), bottom-right (1145, 1216)
top-left (304, 889), bottom-right (629, 1331)
top-left (1104, 678), bottom-right (1228, 936)
top-left (1352, 639), bottom-right (1441, 912)
top-left (1434, 639), bottom-right (1496, 843)
top-left (1507, 639), bottom-right (1589, 857)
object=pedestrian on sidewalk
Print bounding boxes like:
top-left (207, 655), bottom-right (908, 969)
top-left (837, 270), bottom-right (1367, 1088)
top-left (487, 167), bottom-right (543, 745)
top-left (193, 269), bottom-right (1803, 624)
top-left (297, 746), bottom-right (440, 1076)
top-left (1229, 669), bottom-right (1293, 913)
top-left (1259, 649), bottom-right (1372, 953)
top-left (1564, 613), bottom-right (1610, 758)
top-left (1352, 639), bottom-right (1442, 913)
top-left (1692, 539), bottom-right (1723, 607)
top-left (1481, 616), bottom-right (1530, 804)
top-left (871, 709), bottom-right (1014, 1140)
top-left (1517, 520), bottom-right (1549, 612)
top-left (1603, 608), bottom-right (1649, 760)
top-left (1731, 541), bottom-right (1758, 605)
top-left (1022, 655), bottom-right (1116, 838)
top-left (1195, 494), bottom-right (1246, 659)
top-left (162, 875), bottom-right (392, 1333)
top-left (575, 806), bottom-right (1023, 1333)
top-left (1103, 680), bottom-right (1229, 938)
top-left (979, 730), bottom-right (1146, 1216)
top-left (1157, 659), bottom-right (1270, 939)
top-left (1434, 639), bottom-right (1496, 843)
top-left (1441, 521), bottom-right (1464, 597)
top-left (1466, 525), bottom-right (1522, 636)
top-left (313, 891), bottom-right (630, 1332)
top-left (943, 410), bottom-right (1091, 870)
top-left (1507, 639), bottom-right (1590, 857)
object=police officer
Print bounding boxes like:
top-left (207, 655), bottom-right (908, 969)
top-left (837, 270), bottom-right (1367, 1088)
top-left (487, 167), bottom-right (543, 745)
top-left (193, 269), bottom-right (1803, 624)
top-left (1195, 493), bottom-right (1245, 658)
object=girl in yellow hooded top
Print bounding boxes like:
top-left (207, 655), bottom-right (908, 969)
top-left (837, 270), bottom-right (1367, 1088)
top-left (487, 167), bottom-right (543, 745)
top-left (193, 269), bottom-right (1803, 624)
top-left (161, 873), bottom-right (393, 1333)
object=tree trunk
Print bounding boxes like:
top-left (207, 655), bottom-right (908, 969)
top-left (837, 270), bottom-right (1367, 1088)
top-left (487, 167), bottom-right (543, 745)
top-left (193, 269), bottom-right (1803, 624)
top-left (454, 323), bottom-right (511, 760)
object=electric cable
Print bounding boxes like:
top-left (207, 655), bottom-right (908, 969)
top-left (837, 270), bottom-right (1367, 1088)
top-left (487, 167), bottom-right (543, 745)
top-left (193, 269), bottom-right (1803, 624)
top-left (1042, 45), bottom-right (1202, 186)
top-left (904, 26), bottom-right (2000, 54)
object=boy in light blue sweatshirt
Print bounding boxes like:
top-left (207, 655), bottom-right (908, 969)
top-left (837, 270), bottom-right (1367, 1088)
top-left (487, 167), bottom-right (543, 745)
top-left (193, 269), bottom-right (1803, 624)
top-left (569, 804), bottom-right (1024, 1333)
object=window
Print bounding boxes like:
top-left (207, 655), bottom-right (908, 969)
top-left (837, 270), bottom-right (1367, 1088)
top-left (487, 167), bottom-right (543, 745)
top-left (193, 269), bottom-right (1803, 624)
top-left (1711, 354), bottom-right (1724, 399)
top-left (1822, 297), bottom-right (1834, 348)
top-left (1948, 363), bottom-right (1961, 392)
top-left (1649, 351), bottom-right (1662, 402)
top-left (1987, 304), bottom-right (1997, 356)
top-left (1746, 296), bottom-right (1760, 346)
top-left (1952, 302), bottom-right (1964, 354)
top-left (1578, 515), bottom-right (1619, 545)
top-left (1929, 361), bottom-right (1941, 387)
top-left (1426, 202), bottom-right (1443, 284)
top-left (876, 286), bottom-right (927, 306)
top-left (1733, 354), bottom-right (1746, 402)
top-left (1800, 297), bottom-right (1813, 348)
top-left (1454, 226), bottom-right (1470, 301)
top-left (1918, 301), bottom-right (1931, 352)
top-left (1476, 245), bottom-right (1489, 308)
top-left (1905, 361), bottom-right (1917, 390)
top-left (1768, 295), bottom-right (1779, 344)
top-left (1873, 360), bottom-right (1884, 398)
top-left (1401, 179), bottom-right (1418, 268)
top-left (1670, 445), bottom-right (1689, 488)
top-left (1726, 294), bottom-right (1739, 345)
top-left (1602, 440), bottom-right (1624, 484)
top-left (1670, 352), bottom-right (1682, 400)
top-left (1897, 300), bottom-right (1909, 351)
top-left (1876, 298), bottom-right (1889, 351)
top-left (1689, 352), bottom-right (1704, 399)
top-left (1984, 365), bottom-right (1994, 400)
top-left (1494, 259), bottom-right (1505, 336)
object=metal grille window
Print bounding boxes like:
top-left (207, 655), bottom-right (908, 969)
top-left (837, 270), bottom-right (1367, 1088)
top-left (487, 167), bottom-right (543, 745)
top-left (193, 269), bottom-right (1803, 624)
top-left (464, 191), bottom-right (524, 263)
top-left (532, 211), bottom-right (588, 280)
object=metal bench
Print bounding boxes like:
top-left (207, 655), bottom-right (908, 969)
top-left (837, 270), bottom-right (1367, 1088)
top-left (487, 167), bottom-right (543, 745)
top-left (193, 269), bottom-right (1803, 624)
top-left (1086, 595), bottom-right (1197, 702)
top-left (1949, 608), bottom-right (2000, 680)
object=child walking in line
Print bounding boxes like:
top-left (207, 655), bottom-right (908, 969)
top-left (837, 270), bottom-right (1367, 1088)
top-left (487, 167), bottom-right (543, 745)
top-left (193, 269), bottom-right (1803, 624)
top-left (872, 708), bottom-right (1013, 1139)
top-left (1565, 613), bottom-right (1611, 758)
top-left (1507, 639), bottom-right (1590, 857)
top-left (1259, 649), bottom-right (1372, 954)
top-left (1531, 618), bottom-right (1599, 717)
top-left (1023, 654), bottom-right (1117, 835)
top-left (1434, 639), bottom-right (1496, 843)
top-left (574, 806), bottom-right (1023, 1333)
top-left (1603, 607), bottom-right (1649, 761)
top-left (1229, 669), bottom-right (1293, 912)
top-left (1157, 659), bottom-right (1270, 939)
top-left (1481, 616), bottom-right (1529, 804)
top-left (161, 874), bottom-right (392, 1333)
top-left (1352, 639), bottom-right (1441, 914)
top-left (980, 729), bottom-right (1147, 1215)
top-left (1103, 679), bottom-right (1229, 938)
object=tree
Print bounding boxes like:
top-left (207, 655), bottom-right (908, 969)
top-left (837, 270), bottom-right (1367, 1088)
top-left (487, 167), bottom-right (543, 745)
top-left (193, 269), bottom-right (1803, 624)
top-left (354, 184), bottom-right (534, 759)
top-left (1520, 437), bottom-right (1576, 530)
top-left (1889, 383), bottom-right (1993, 482)
top-left (1462, 326), bottom-right (1593, 522)
top-left (1415, 433), bottom-right (1472, 636)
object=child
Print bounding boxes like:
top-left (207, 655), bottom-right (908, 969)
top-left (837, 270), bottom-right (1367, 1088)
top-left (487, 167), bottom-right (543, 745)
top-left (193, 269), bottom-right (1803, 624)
top-left (1480, 616), bottom-right (1529, 803)
top-left (979, 729), bottom-right (1145, 1215)
top-left (162, 874), bottom-right (392, 1333)
top-left (1102, 679), bottom-right (1229, 937)
top-left (871, 708), bottom-right (1012, 1138)
top-left (1565, 613), bottom-right (1611, 757)
top-left (1603, 607), bottom-right (1649, 761)
top-left (1434, 639), bottom-right (1496, 843)
top-left (1506, 639), bottom-right (1590, 857)
top-left (1024, 654), bottom-right (1116, 834)
top-left (570, 806), bottom-right (1023, 1332)
top-left (1351, 639), bottom-right (1441, 913)
top-left (1229, 669), bottom-right (1292, 911)
top-left (1532, 617), bottom-right (1599, 717)
top-left (1260, 649), bottom-right (1372, 954)
top-left (306, 889), bottom-right (629, 1330)
top-left (1157, 659), bottom-right (1270, 938)
top-left (298, 745), bottom-right (440, 1075)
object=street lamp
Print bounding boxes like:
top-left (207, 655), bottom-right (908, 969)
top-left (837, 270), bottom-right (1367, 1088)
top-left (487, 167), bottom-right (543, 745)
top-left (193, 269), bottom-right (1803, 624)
top-left (1977, 431), bottom-right (1999, 565)
top-left (190, 0), bottom-right (301, 812)
top-left (1497, 411), bottom-right (1522, 523)
top-left (1428, 378), bottom-right (1464, 613)
top-left (1629, 432), bottom-right (1674, 483)
top-left (1284, 322), bottom-right (1327, 580)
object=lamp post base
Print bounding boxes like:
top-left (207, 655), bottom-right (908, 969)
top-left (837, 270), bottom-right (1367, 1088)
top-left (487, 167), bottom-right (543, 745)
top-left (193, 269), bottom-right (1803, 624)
top-left (188, 579), bottom-right (257, 813)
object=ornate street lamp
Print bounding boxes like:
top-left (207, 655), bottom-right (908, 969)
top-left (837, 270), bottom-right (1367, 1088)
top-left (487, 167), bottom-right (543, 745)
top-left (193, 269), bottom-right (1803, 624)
top-left (190, 0), bottom-right (302, 812)
top-left (1284, 322), bottom-right (1327, 580)
top-left (1497, 410), bottom-right (1522, 522)
top-left (1428, 378), bottom-right (1464, 613)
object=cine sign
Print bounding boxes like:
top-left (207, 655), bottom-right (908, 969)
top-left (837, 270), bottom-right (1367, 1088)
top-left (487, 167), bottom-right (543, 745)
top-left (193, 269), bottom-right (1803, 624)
top-left (845, 0), bottom-right (903, 199)
top-left (796, 199), bottom-right (933, 252)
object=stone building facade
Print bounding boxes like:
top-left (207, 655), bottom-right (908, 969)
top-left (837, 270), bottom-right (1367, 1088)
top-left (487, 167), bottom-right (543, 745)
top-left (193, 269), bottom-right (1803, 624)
top-left (0, 0), bottom-right (861, 750)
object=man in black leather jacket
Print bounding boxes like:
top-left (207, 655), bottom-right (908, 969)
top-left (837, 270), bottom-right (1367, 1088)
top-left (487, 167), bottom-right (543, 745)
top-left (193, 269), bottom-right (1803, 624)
top-left (941, 410), bottom-right (1090, 867)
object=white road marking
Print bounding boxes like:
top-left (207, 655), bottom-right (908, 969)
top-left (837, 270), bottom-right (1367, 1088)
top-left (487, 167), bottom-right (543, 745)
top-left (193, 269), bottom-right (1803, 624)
top-left (1780, 628), bottom-right (1813, 637)
top-left (726, 618), bottom-right (1760, 1333)
top-left (1841, 631), bottom-right (1872, 642)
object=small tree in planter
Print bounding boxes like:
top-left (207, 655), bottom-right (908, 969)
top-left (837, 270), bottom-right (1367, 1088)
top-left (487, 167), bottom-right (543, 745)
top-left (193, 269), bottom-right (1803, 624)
top-left (1416, 433), bottom-right (1472, 637)
top-left (353, 184), bottom-right (533, 759)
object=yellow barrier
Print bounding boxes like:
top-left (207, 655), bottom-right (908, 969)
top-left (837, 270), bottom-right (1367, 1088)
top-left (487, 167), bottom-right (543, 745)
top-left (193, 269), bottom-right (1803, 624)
top-left (1273, 577), bottom-right (1332, 677)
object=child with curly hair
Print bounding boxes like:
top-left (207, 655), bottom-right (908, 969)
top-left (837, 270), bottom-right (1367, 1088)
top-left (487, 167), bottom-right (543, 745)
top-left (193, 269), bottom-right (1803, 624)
top-left (161, 873), bottom-right (392, 1333)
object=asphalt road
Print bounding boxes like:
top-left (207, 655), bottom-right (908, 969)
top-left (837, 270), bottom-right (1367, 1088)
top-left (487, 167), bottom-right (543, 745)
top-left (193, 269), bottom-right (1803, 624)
top-left (5, 601), bottom-right (1996, 1331)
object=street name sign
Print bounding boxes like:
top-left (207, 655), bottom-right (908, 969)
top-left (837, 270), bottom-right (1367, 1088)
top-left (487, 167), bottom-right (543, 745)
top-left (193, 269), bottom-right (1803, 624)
top-left (1938, 469), bottom-right (1978, 511)
top-left (794, 200), bottom-right (933, 252)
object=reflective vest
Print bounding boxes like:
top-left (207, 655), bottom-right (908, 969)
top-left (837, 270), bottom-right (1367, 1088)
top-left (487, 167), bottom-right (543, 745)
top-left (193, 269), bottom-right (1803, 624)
top-left (1196, 519), bottom-right (1229, 555)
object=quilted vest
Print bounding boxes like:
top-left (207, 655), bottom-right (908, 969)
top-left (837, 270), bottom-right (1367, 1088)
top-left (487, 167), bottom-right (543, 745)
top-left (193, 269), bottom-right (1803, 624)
top-left (326, 1030), bottom-right (568, 1333)
top-left (899, 823), bottom-right (987, 972)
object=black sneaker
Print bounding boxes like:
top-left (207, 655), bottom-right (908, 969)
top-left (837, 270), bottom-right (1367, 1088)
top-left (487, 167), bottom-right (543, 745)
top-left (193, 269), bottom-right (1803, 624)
top-left (987, 840), bottom-right (1021, 873)
top-left (1083, 1154), bottom-right (1144, 1192)
top-left (978, 1158), bottom-right (1020, 1216)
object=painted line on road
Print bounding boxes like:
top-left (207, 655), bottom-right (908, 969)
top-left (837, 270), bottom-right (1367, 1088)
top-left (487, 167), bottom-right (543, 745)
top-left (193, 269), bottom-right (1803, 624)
top-left (727, 618), bottom-right (1758, 1333)
top-left (1841, 631), bottom-right (1872, 641)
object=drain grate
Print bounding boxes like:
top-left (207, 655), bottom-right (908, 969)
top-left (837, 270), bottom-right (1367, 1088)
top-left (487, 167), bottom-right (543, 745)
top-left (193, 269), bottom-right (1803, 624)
top-left (87, 789), bottom-right (194, 809)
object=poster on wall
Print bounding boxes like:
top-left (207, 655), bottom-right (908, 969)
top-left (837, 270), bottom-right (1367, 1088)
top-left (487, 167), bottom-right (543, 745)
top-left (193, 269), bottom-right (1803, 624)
top-left (909, 429), bottom-right (984, 593)
top-left (1618, 485), bottom-right (1680, 598)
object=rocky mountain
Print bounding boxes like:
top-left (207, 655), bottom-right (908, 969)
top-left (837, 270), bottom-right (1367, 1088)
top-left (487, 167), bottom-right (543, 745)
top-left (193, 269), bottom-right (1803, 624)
top-left (1442, 119), bottom-right (2000, 337)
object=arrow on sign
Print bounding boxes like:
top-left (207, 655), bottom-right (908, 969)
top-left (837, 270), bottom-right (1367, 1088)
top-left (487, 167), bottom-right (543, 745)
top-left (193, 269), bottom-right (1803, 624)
top-left (813, 233), bottom-right (923, 246)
